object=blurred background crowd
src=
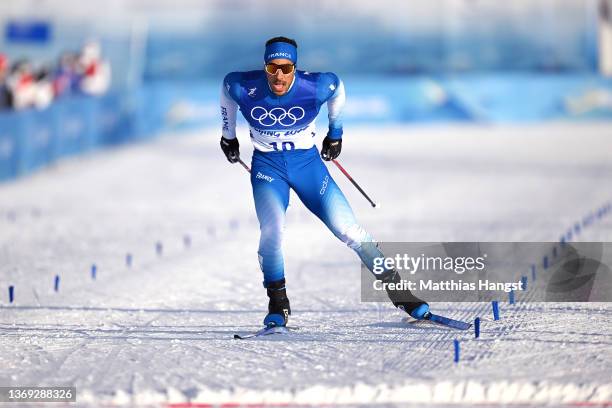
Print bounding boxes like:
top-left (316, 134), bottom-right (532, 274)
top-left (0, 41), bottom-right (110, 111)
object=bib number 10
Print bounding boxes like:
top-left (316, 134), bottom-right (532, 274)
top-left (270, 141), bottom-right (295, 151)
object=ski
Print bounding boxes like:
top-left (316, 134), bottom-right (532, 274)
top-left (424, 312), bottom-right (471, 330)
top-left (233, 325), bottom-right (289, 339)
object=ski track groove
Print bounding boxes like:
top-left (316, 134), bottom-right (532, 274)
top-left (1, 126), bottom-right (611, 406)
top-left (34, 339), bottom-right (89, 387)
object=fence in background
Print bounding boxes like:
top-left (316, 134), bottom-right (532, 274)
top-left (0, 92), bottom-right (142, 181)
top-left (2, 73), bottom-right (612, 183)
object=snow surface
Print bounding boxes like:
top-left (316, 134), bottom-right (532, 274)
top-left (1, 123), bottom-right (611, 407)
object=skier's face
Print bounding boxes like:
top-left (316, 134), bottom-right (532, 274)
top-left (265, 58), bottom-right (295, 96)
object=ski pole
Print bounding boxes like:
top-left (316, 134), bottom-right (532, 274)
top-left (331, 159), bottom-right (378, 208)
top-left (238, 157), bottom-right (251, 173)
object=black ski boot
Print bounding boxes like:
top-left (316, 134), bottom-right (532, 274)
top-left (263, 278), bottom-right (291, 327)
top-left (379, 270), bottom-right (430, 319)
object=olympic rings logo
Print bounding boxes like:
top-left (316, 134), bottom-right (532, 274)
top-left (250, 106), bottom-right (305, 127)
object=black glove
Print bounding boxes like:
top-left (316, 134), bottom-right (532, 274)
top-left (220, 136), bottom-right (240, 163)
top-left (321, 136), bottom-right (342, 161)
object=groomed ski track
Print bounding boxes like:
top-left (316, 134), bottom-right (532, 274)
top-left (1, 124), bottom-right (611, 407)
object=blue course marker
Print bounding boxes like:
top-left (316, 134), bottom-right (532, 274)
top-left (54, 275), bottom-right (60, 292)
top-left (474, 317), bottom-right (481, 338)
top-left (552, 246), bottom-right (557, 258)
top-left (521, 276), bottom-right (528, 291)
top-left (509, 290), bottom-right (515, 305)
top-left (126, 253), bottom-right (133, 267)
top-left (543, 256), bottom-right (549, 269)
top-left (156, 242), bottom-right (163, 256)
top-left (531, 264), bottom-right (536, 282)
top-left (91, 264), bottom-right (97, 280)
top-left (454, 339), bottom-right (460, 363)
top-left (8, 286), bottom-right (14, 303)
top-left (183, 234), bottom-right (191, 248)
top-left (574, 223), bottom-right (581, 234)
top-left (492, 301), bottom-right (500, 320)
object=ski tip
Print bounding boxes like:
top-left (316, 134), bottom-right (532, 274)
top-left (453, 322), bottom-right (472, 330)
top-left (426, 312), bottom-right (472, 330)
top-left (233, 334), bottom-right (242, 339)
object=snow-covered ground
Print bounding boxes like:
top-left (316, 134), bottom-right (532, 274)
top-left (1, 123), bottom-right (611, 407)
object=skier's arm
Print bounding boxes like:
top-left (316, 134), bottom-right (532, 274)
top-left (320, 74), bottom-right (345, 160)
top-left (220, 80), bottom-right (240, 163)
top-left (220, 82), bottom-right (238, 140)
top-left (326, 78), bottom-right (345, 140)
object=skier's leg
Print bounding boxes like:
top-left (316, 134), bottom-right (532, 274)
top-left (290, 148), bottom-right (429, 319)
top-left (289, 149), bottom-right (384, 272)
top-left (251, 152), bottom-right (292, 326)
top-left (251, 155), bottom-right (290, 286)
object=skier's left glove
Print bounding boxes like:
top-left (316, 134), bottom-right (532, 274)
top-left (220, 136), bottom-right (240, 163)
top-left (321, 136), bottom-right (342, 161)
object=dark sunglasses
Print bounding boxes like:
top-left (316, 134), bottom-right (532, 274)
top-left (265, 63), bottom-right (295, 75)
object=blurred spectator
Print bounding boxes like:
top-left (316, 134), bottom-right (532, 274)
top-left (0, 53), bottom-right (10, 109)
top-left (0, 40), bottom-right (111, 111)
top-left (78, 40), bottom-right (111, 95)
top-left (53, 52), bottom-right (81, 97)
top-left (6, 59), bottom-right (36, 110)
top-left (33, 66), bottom-right (54, 110)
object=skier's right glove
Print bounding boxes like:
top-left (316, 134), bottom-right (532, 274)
top-left (220, 136), bottom-right (240, 163)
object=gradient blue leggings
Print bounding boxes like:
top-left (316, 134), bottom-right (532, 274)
top-left (251, 146), bottom-right (385, 286)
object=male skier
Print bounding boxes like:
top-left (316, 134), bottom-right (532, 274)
top-left (220, 37), bottom-right (428, 327)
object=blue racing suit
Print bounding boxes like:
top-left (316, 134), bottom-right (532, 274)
top-left (220, 69), bottom-right (386, 286)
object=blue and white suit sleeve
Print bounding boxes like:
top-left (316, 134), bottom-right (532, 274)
top-left (220, 79), bottom-right (238, 140)
top-left (327, 79), bottom-right (345, 139)
top-left (317, 73), bottom-right (345, 140)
